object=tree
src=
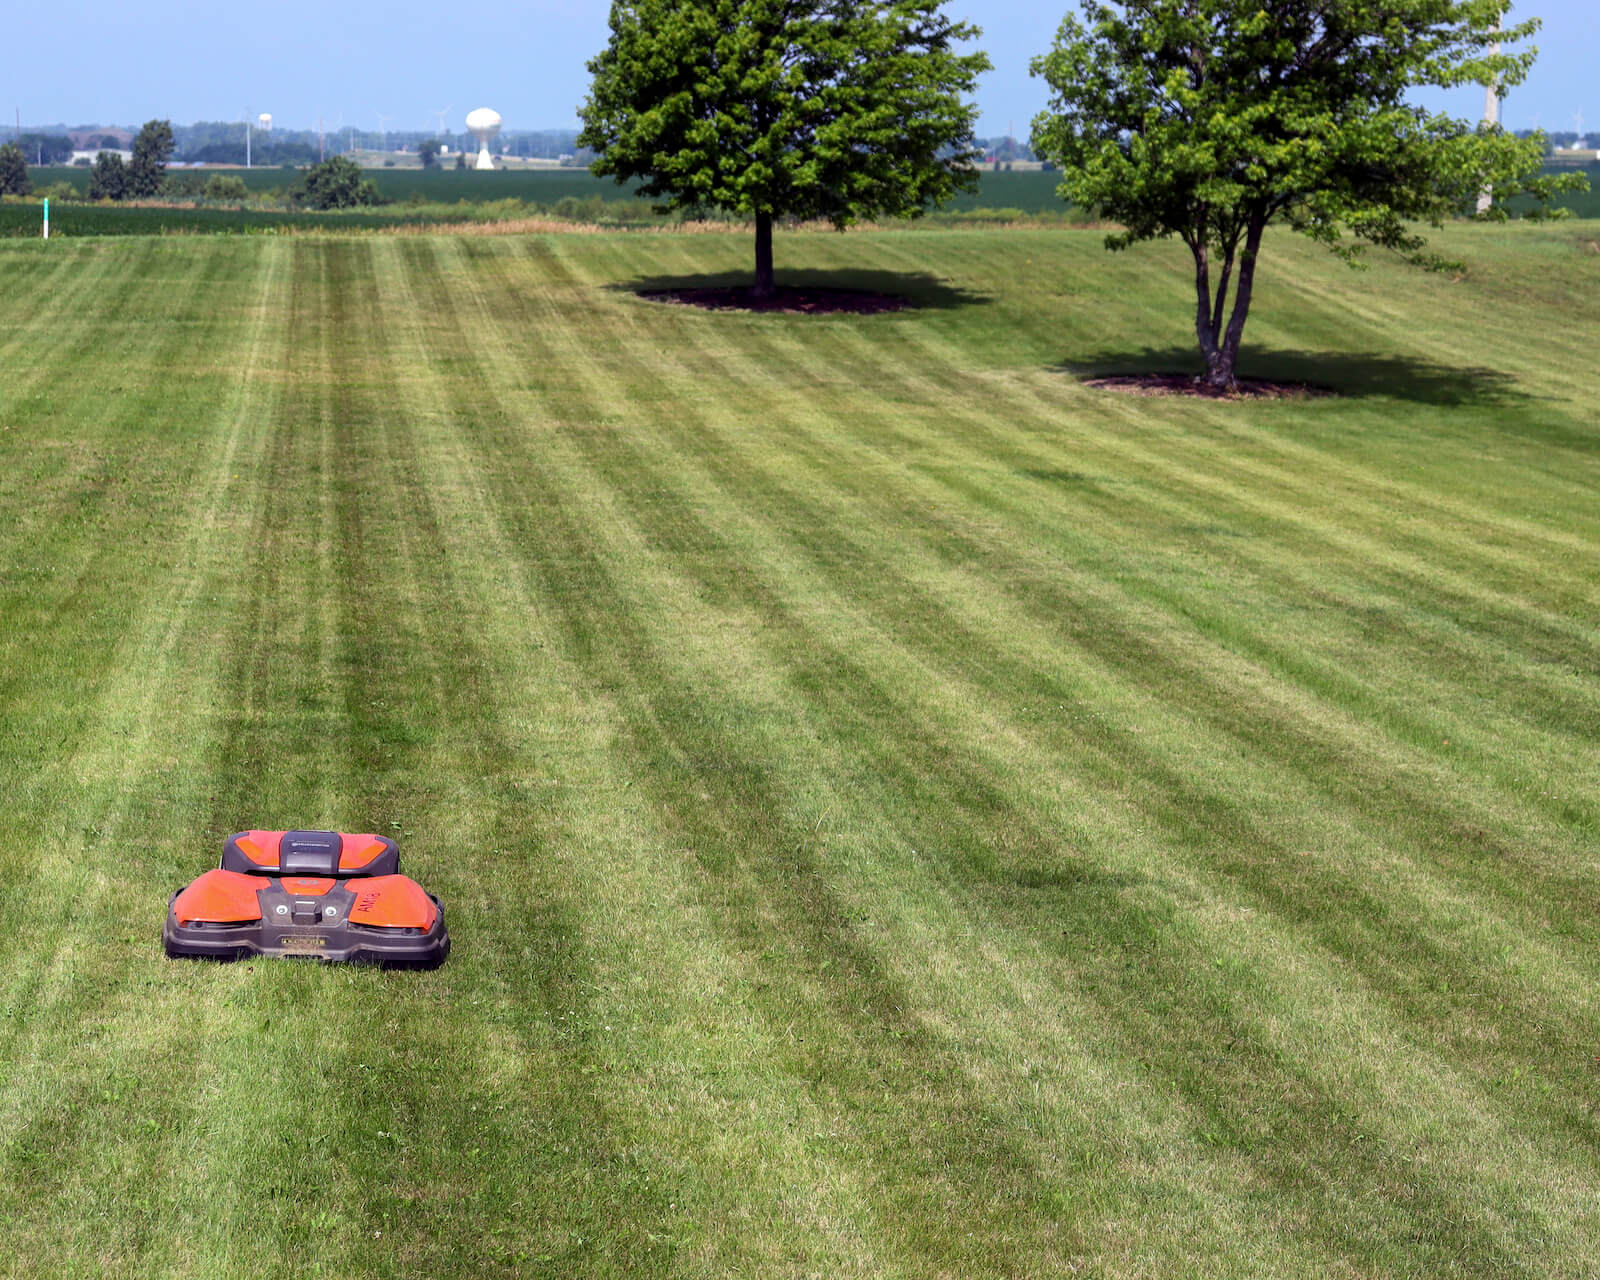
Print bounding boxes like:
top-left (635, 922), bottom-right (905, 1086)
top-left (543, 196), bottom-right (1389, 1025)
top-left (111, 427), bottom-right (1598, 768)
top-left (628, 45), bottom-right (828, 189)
top-left (1031, 0), bottom-right (1585, 392)
top-left (417, 138), bottom-right (442, 169)
top-left (88, 152), bottom-right (128, 201)
top-left (454, 150), bottom-right (468, 170)
top-left (18, 133), bottom-right (73, 165)
top-left (203, 174), bottom-right (250, 201)
top-left (0, 142), bottom-right (31, 196)
top-left (162, 171), bottom-right (208, 199)
top-left (127, 119), bottom-right (175, 198)
top-left (293, 155), bottom-right (381, 209)
top-left (579, 0), bottom-right (991, 297)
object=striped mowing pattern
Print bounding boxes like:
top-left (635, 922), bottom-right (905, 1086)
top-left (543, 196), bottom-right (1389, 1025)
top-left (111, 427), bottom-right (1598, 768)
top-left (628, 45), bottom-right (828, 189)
top-left (0, 225), bottom-right (1597, 1277)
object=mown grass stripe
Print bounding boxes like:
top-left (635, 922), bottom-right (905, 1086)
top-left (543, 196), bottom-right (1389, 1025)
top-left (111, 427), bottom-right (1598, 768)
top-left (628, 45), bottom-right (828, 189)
top-left (421, 239), bottom-right (1193, 1275)
top-left (0, 241), bottom-right (291, 1273)
top-left (508, 232), bottom-right (1600, 1241)
top-left (405, 234), bottom-right (902, 1274)
top-left (610, 313), bottom-right (1600, 1043)
top-left (411, 238), bottom-right (1595, 1274)
top-left (534, 315), bottom-right (1600, 1273)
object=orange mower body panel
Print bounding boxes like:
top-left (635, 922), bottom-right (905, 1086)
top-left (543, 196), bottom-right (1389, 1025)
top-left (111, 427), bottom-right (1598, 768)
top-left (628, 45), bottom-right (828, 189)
top-left (165, 830), bottom-right (448, 968)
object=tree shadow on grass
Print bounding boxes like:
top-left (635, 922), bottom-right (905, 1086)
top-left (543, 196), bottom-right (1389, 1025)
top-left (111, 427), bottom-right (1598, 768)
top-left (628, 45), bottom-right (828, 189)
top-left (1057, 345), bottom-right (1532, 407)
top-left (613, 266), bottom-right (992, 313)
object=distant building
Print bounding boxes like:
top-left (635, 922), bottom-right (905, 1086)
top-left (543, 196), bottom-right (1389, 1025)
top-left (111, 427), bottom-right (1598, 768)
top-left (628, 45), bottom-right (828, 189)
top-left (69, 149), bottom-right (132, 166)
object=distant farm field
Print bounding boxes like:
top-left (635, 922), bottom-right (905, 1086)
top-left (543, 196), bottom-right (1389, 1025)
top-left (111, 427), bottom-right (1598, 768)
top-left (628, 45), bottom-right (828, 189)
top-left (0, 202), bottom-right (461, 237)
top-left (21, 164), bottom-right (671, 207)
top-left (22, 160), bottom-right (1600, 217)
top-left (1, 223), bottom-right (1599, 1278)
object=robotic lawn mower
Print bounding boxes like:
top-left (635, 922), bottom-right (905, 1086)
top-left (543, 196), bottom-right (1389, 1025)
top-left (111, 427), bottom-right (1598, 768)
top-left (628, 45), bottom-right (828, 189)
top-left (164, 829), bottom-right (449, 968)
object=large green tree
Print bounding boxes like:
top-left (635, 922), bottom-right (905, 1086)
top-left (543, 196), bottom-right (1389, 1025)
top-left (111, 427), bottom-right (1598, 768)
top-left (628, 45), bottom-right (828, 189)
top-left (0, 142), bottom-right (31, 196)
top-left (1031, 0), bottom-right (1584, 391)
top-left (293, 155), bottom-right (381, 209)
top-left (88, 152), bottom-right (128, 201)
top-left (579, 0), bottom-right (990, 297)
top-left (127, 119), bottom-right (175, 198)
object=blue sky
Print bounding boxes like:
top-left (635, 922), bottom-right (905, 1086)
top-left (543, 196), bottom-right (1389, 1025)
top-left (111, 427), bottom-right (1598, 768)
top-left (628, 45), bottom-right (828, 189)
top-left (7, 1), bottom-right (1596, 138)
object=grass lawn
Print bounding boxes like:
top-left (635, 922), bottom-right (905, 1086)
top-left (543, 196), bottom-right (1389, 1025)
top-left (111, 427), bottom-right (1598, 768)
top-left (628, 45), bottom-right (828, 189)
top-left (0, 221), bottom-right (1597, 1278)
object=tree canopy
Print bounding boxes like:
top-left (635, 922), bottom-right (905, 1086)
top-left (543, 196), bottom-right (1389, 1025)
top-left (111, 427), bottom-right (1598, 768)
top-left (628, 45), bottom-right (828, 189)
top-left (293, 156), bottom-right (381, 210)
top-left (418, 138), bottom-right (442, 169)
top-left (0, 143), bottom-right (31, 197)
top-left (579, 0), bottom-right (990, 296)
top-left (203, 174), bottom-right (250, 202)
top-left (1031, 0), bottom-right (1584, 391)
top-left (127, 120), bottom-right (175, 199)
top-left (88, 152), bottom-right (128, 201)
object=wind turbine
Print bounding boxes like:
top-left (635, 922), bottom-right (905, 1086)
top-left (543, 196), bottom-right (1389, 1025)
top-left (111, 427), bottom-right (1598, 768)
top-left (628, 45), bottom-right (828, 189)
top-left (376, 111), bottom-right (392, 153)
top-left (432, 106), bottom-right (453, 138)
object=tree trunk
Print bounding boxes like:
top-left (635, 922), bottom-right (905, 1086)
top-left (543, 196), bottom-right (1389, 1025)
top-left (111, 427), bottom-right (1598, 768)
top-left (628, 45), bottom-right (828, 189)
top-left (1196, 215), bottom-right (1265, 393)
top-left (1216, 216), bottom-right (1266, 384)
top-left (752, 210), bottom-right (775, 299)
top-left (1191, 239), bottom-right (1233, 390)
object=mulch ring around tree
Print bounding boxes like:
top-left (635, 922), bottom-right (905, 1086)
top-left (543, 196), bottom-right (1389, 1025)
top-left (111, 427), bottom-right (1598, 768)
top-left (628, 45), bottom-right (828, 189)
top-left (638, 286), bottom-right (910, 315)
top-left (1084, 373), bottom-right (1335, 400)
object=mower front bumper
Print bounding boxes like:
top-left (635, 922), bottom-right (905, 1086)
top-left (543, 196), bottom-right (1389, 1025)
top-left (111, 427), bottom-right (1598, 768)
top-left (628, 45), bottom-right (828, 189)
top-left (163, 871), bottom-right (449, 969)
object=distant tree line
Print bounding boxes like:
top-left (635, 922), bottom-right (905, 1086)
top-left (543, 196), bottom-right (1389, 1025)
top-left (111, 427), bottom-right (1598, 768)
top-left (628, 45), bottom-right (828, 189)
top-left (1521, 130), bottom-right (1600, 156)
top-left (11, 119), bottom-right (588, 167)
top-left (11, 134), bottom-right (75, 165)
top-left (975, 136), bottom-right (1037, 163)
top-left (161, 121), bottom-right (584, 165)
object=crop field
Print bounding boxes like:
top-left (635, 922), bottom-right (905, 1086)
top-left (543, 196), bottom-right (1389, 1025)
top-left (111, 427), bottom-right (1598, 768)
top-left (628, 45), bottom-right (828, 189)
top-left (23, 161), bottom-right (1600, 218)
top-left (0, 203), bottom-right (458, 237)
top-left (23, 164), bottom-right (667, 205)
top-left (1, 222), bottom-right (1598, 1278)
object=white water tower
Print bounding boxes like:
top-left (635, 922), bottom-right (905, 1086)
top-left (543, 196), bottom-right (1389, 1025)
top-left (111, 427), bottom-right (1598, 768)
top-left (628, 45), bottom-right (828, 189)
top-left (466, 107), bottom-right (501, 170)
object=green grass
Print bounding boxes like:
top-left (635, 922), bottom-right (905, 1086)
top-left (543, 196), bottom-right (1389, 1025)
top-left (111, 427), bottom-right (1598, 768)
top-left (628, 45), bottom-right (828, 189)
top-left (1, 221), bottom-right (1598, 1278)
